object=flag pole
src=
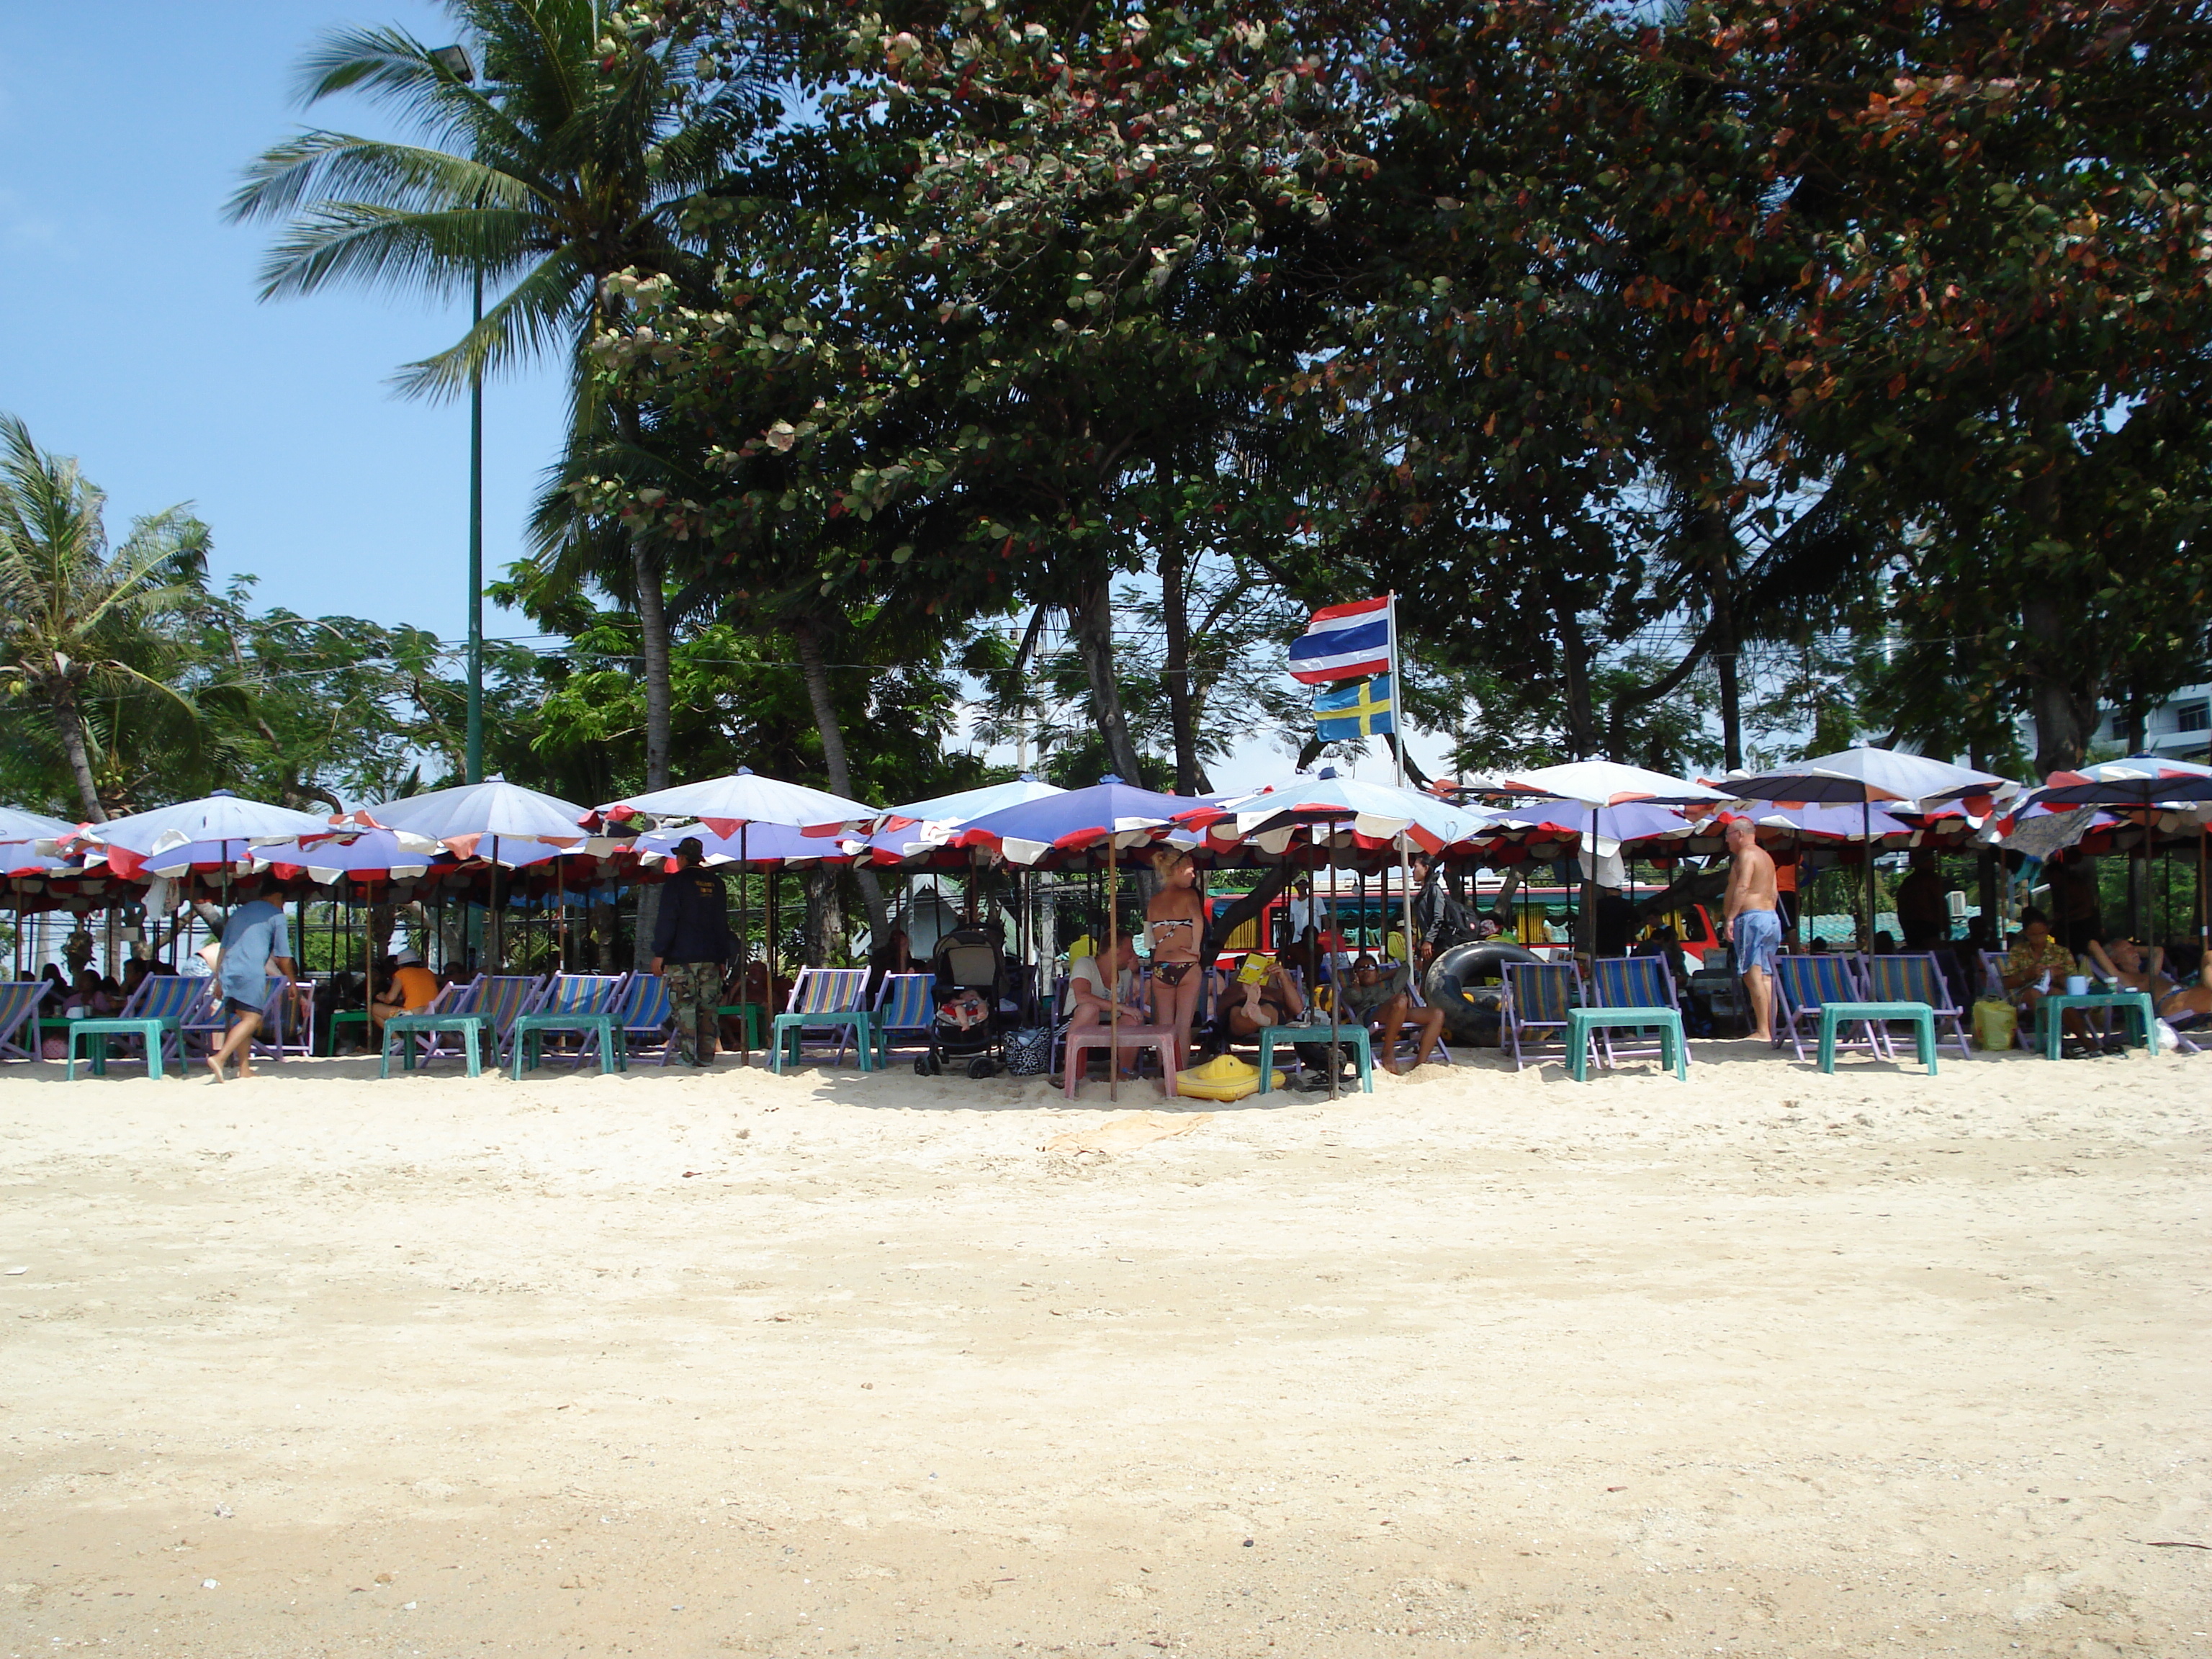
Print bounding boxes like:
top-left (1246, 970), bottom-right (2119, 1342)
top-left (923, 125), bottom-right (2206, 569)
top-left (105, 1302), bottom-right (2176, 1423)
top-left (1390, 591), bottom-right (1418, 1004)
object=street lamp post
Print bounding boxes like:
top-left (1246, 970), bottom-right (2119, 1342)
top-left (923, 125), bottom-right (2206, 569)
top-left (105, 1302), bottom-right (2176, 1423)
top-left (437, 41), bottom-right (487, 786)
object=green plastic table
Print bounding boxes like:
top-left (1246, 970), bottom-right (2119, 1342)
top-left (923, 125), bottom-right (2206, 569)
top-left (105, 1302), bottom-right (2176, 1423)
top-left (1565, 1007), bottom-right (1687, 1081)
top-left (66, 1017), bottom-right (182, 1080)
top-left (770, 1010), bottom-right (881, 1073)
top-left (379, 1013), bottom-right (492, 1078)
top-left (716, 1002), bottom-right (765, 1049)
top-left (327, 1008), bottom-right (369, 1055)
top-left (508, 1012), bottom-right (627, 1078)
top-left (2037, 991), bottom-right (2159, 1059)
top-left (1817, 1000), bottom-right (1937, 1074)
top-left (1254, 1024), bottom-right (1373, 1094)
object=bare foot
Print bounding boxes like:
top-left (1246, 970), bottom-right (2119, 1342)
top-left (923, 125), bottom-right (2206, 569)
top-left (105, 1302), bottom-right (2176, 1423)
top-left (204, 1058), bottom-right (225, 1084)
top-left (235, 1065), bottom-right (257, 1081)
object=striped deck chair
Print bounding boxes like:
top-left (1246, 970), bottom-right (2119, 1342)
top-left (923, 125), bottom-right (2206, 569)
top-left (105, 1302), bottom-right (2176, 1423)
top-left (1588, 956), bottom-right (1680, 1069)
top-left (873, 973), bottom-right (938, 1057)
top-left (1502, 960), bottom-right (1584, 1071)
top-left (0, 981), bottom-right (48, 1061)
top-left (470, 975), bottom-right (549, 1062)
top-left (1773, 953), bottom-right (1873, 1063)
top-left (115, 974), bottom-right (214, 1069)
top-left (619, 973), bottom-right (675, 1066)
top-left (518, 974), bottom-right (626, 1067)
top-left (778, 967), bottom-right (873, 1066)
top-left (1370, 963), bottom-right (1452, 1068)
top-left (1863, 952), bottom-right (1975, 1062)
top-left (183, 976), bottom-right (298, 1062)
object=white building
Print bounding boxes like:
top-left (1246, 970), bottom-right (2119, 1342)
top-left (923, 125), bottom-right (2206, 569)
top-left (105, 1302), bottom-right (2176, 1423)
top-left (2085, 683), bottom-right (2211, 762)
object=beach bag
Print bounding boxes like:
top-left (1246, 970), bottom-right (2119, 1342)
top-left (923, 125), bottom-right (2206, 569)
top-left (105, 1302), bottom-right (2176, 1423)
top-left (1972, 998), bottom-right (2016, 1052)
top-left (1004, 1025), bottom-right (1051, 1075)
top-left (1176, 1053), bottom-right (1283, 1102)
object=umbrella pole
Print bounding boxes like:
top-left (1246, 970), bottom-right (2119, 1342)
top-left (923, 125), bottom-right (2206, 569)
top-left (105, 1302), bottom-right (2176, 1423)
top-left (557, 858), bottom-right (567, 971)
top-left (1863, 796), bottom-right (1876, 952)
top-left (1328, 842), bottom-right (1341, 1100)
top-left (738, 824), bottom-right (751, 1068)
top-left (1107, 840), bottom-right (1119, 1105)
top-left (489, 837), bottom-right (501, 971)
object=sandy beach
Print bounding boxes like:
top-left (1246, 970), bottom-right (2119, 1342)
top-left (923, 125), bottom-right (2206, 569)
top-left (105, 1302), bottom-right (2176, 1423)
top-left (1, 1041), bottom-right (2205, 1658)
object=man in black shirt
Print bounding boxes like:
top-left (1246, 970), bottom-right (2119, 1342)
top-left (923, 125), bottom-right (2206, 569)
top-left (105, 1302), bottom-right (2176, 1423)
top-left (649, 837), bottom-right (736, 1066)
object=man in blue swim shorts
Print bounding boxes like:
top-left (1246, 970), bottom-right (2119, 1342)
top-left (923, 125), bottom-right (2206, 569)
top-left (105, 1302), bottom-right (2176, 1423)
top-left (1723, 819), bottom-right (1782, 1042)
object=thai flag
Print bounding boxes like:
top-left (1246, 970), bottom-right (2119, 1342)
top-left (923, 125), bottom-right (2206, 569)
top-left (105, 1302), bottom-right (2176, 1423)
top-left (1287, 596), bottom-right (1393, 685)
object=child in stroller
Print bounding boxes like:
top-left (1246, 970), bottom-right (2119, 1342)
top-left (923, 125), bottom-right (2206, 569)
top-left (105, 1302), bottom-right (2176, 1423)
top-left (915, 926), bottom-right (1011, 1077)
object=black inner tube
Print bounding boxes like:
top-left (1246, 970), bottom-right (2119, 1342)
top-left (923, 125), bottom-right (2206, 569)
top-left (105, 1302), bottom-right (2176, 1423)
top-left (1423, 940), bottom-right (1544, 1046)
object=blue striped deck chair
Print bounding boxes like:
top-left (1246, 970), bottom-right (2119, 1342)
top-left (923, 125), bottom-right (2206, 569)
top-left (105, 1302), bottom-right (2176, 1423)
top-left (1773, 953), bottom-right (1872, 1062)
top-left (184, 976), bottom-right (297, 1061)
top-left (410, 979), bottom-right (480, 1060)
top-left (1588, 955), bottom-right (1680, 1069)
top-left (778, 967), bottom-right (873, 1066)
top-left (619, 973), bottom-right (675, 1066)
top-left (519, 974), bottom-right (627, 1067)
top-left (1372, 962), bottom-right (1452, 1067)
top-left (0, 981), bottom-right (48, 1061)
top-left (113, 974), bottom-right (213, 1069)
top-left (873, 973), bottom-right (938, 1058)
top-left (1863, 952), bottom-right (1975, 1062)
top-left (470, 975), bottom-right (549, 1062)
top-left (1503, 960), bottom-right (1584, 1071)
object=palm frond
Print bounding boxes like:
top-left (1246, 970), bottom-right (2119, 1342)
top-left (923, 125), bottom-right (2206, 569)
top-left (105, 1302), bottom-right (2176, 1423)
top-left (230, 130), bottom-right (543, 228)
top-left (252, 200), bottom-right (552, 309)
top-left (390, 244), bottom-right (592, 398)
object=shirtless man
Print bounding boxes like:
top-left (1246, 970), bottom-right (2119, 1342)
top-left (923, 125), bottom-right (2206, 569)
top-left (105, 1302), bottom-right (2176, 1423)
top-left (1722, 820), bottom-right (1781, 1042)
top-left (2085, 935), bottom-right (2211, 1031)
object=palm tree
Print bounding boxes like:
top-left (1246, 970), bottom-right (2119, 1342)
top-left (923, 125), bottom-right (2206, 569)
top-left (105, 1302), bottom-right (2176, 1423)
top-left (0, 416), bottom-right (208, 822)
top-left (228, 0), bottom-right (781, 787)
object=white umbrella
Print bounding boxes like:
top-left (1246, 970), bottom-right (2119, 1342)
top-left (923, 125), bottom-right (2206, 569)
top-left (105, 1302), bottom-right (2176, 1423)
top-left (72, 790), bottom-right (334, 880)
top-left (1712, 747), bottom-right (2018, 945)
top-left (1490, 764), bottom-right (1730, 951)
top-left (601, 767), bottom-right (874, 834)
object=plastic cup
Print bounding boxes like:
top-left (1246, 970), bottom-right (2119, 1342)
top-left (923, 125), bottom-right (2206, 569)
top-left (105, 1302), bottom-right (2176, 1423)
top-left (2065, 975), bottom-right (2090, 997)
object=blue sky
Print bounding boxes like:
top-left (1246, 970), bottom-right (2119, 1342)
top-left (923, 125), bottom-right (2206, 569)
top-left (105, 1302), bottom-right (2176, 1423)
top-left (2, 1), bottom-right (562, 647)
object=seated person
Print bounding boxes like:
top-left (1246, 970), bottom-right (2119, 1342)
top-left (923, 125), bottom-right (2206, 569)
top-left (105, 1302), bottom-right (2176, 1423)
top-left (1222, 952), bottom-right (1344, 1087)
top-left (2003, 907), bottom-right (2089, 1046)
top-left (369, 948), bottom-right (441, 1037)
top-left (2084, 935), bottom-right (2211, 1033)
top-left (1062, 936), bottom-right (1145, 1078)
top-left (1338, 953), bottom-right (1447, 1076)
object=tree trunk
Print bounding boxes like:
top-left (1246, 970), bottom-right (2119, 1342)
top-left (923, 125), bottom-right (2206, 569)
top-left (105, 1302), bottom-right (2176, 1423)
top-left (1540, 574), bottom-right (1600, 759)
top-left (1157, 532), bottom-right (1205, 794)
top-left (1067, 575), bottom-right (1146, 783)
top-left (633, 539), bottom-right (673, 791)
top-left (2023, 590), bottom-right (2098, 775)
top-left (50, 680), bottom-right (106, 822)
top-left (1705, 526), bottom-right (1743, 770)
top-left (791, 616), bottom-right (889, 940)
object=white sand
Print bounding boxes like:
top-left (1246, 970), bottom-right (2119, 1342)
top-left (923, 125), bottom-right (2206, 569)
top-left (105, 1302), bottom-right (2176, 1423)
top-left (1, 1040), bottom-right (2206, 1657)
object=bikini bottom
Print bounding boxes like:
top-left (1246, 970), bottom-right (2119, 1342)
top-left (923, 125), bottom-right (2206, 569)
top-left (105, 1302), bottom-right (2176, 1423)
top-left (1152, 961), bottom-right (1196, 988)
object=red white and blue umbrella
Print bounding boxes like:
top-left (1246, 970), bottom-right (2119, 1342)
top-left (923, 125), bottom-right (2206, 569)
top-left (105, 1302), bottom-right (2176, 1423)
top-left (358, 777), bottom-right (591, 864)
top-left (601, 767), bottom-right (874, 836)
top-left (949, 775), bottom-right (1205, 867)
top-left (69, 790), bottom-right (333, 879)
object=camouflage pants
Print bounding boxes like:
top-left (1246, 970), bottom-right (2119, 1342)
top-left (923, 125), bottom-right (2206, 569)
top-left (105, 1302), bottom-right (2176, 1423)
top-left (662, 960), bottom-right (724, 1064)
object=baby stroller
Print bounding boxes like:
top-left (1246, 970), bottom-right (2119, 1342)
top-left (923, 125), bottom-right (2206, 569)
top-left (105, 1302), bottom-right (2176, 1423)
top-left (915, 927), bottom-right (1010, 1078)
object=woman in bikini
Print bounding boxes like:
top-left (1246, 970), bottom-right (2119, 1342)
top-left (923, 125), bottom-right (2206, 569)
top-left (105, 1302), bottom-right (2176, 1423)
top-left (2085, 936), bottom-right (2211, 1033)
top-left (1146, 848), bottom-right (1208, 1064)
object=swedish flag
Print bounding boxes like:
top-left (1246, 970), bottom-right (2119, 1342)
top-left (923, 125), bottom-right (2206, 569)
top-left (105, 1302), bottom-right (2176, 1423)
top-left (1314, 673), bottom-right (1395, 739)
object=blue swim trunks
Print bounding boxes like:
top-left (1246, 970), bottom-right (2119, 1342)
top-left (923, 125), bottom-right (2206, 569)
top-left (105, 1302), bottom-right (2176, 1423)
top-left (1732, 909), bottom-right (1782, 975)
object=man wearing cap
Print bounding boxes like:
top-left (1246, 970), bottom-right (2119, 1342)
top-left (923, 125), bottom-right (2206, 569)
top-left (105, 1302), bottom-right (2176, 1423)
top-left (369, 946), bottom-right (441, 1043)
top-left (650, 837), bottom-right (736, 1066)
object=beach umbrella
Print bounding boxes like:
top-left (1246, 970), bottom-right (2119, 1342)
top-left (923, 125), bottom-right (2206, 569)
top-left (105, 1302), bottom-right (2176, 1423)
top-left (600, 767), bottom-right (874, 835)
top-left (250, 826), bottom-right (445, 885)
top-left (0, 806), bottom-right (77, 845)
top-left (71, 790), bottom-right (334, 880)
top-left (2024, 755), bottom-right (2212, 809)
top-left (954, 776), bottom-right (1209, 1100)
top-left (1711, 747), bottom-right (2016, 945)
top-left (872, 775), bottom-right (1063, 833)
top-left (1483, 763), bottom-right (1730, 948)
top-left (630, 820), bottom-right (848, 868)
top-left (2018, 757), bottom-right (2212, 945)
top-left (358, 778), bottom-right (593, 969)
top-left (360, 777), bottom-right (592, 851)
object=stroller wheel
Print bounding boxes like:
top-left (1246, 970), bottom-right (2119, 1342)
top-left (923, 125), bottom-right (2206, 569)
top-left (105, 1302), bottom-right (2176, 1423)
top-left (967, 1057), bottom-right (999, 1080)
